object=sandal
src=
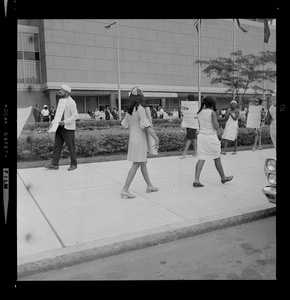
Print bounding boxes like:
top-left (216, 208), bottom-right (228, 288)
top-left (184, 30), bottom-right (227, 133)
top-left (121, 191), bottom-right (136, 199)
top-left (221, 176), bottom-right (234, 184)
top-left (193, 182), bottom-right (204, 188)
top-left (146, 186), bottom-right (159, 193)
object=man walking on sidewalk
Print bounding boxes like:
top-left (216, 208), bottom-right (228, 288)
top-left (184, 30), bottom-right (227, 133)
top-left (45, 84), bottom-right (78, 171)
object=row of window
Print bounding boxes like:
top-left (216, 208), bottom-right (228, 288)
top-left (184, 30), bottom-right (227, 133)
top-left (60, 95), bottom-right (184, 113)
top-left (17, 20), bottom-right (275, 86)
top-left (17, 32), bottom-right (41, 84)
top-left (56, 95), bottom-right (111, 113)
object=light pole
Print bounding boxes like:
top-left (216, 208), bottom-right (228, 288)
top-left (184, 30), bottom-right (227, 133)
top-left (105, 21), bottom-right (121, 120)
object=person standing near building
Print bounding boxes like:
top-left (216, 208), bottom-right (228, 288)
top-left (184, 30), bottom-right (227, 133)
top-left (112, 107), bottom-right (118, 120)
top-left (121, 86), bottom-right (159, 198)
top-left (45, 84), bottom-right (78, 171)
top-left (180, 94), bottom-right (199, 158)
top-left (151, 106), bottom-right (158, 119)
top-left (178, 107), bottom-right (182, 118)
top-left (193, 96), bottom-right (233, 187)
top-left (41, 105), bottom-right (50, 122)
top-left (159, 106), bottom-right (164, 119)
top-left (268, 98), bottom-right (276, 149)
top-left (50, 106), bottom-right (56, 121)
top-left (105, 106), bottom-right (111, 120)
top-left (221, 106), bottom-right (227, 118)
top-left (95, 107), bottom-right (101, 121)
top-left (221, 100), bottom-right (240, 155)
top-left (252, 98), bottom-right (267, 151)
top-left (239, 105), bottom-right (247, 128)
top-left (32, 104), bottom-right (41, 123)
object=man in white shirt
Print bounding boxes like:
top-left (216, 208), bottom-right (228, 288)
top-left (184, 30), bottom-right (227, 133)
top-left (45, 84), bottom-right (78, 171)
top-left (41, 105), bottom-right (50, 122)
top-left (159, 106), bottom-right (164, 119)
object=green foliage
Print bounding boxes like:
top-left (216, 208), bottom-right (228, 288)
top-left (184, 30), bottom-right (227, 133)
top-left (23, 117), bottom-right (184, 132)
top-left (196, 50), bottom-right (276, 99)
top-left (17, 124), bottom-right (272, 162)
top-left (218, 126), bottom-right (272, 147)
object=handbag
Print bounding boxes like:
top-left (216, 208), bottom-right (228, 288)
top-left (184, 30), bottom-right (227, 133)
top-left (121, 113), bottom-right (129, 129)
top-left (145, 107), bottom-right (158, 156)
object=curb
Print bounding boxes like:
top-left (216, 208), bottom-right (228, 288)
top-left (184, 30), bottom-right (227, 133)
top-left (18, 205), bottom-right (276, 279)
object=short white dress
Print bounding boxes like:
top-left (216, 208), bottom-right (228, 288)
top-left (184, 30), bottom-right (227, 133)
top-left (222, 109), bottom-right (239, 141)
top-left (122, 105), bottom-right (151, 162)
top-left (269, 104), bottom-right (276, 149)
top-left (197, 109), bottom-right (221, 160)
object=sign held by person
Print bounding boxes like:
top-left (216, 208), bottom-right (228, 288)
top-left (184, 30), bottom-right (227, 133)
top-left (181, 101), bottom-right (199, 129)
top-left (246, 105), bottom-right (263, 129)
top-left (48, 98), bottom-right (68, 133)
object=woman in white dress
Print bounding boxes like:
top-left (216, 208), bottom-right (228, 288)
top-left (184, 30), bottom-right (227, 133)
top-left (268, 98), bottom-right (276, 149)
top-left (121, 87), bottom-right (160, 198)
top-left (193, 96), bottom-right (233, 187)
top-left (221, 100), bottom-right (239, 155)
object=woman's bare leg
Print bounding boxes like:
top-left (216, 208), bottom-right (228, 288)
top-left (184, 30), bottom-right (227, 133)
top-left (140, 162), bottom-right (158, 192)
top-left (214, 157), bottom-right (233, 183)
top-left (193, 159), bottom-right (205, 183)
top-left (121, 162), bottom-right (141, 198)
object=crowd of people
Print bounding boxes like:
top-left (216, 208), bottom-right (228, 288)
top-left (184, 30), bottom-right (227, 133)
top-left (89, 106), bottom-right (120, 121)
top-left (42, 84), bottom-right (276, 196)
top-left (32, 102), bottom-right (195, 123)
top-left (32, 104), bottom-right (56, 123)
top-left (179, 96), bottom-right (276, 157)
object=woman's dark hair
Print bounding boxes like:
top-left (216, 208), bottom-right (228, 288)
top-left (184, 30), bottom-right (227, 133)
top-left (197, 96), bottom-right (217, 114)
top-left (127, 93), bottom-right (146, 115)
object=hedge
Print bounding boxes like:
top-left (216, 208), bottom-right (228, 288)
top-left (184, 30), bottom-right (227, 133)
top-left (22, 116), bottom-right (256, 134)
top-left (23, 118), bottom-right (182, 131)
top-left (17, 125), bottom-right (272, 161)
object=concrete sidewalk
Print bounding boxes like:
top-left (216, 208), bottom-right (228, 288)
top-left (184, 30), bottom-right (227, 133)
top-left (17, 148), bottom-right (276, 278)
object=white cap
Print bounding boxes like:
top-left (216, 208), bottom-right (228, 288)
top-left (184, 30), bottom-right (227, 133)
top-left (60, 84), bottom-right (71, 93)
top-left (230, 100), bottom-right (237, 105)
top-left (131, 86), bottom-right (143, 96)
top-left (44, 105), bottom-right (48, 108)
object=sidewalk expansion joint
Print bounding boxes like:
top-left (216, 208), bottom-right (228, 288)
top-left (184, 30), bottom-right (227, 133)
top-left (17, 171), bottom-right (66, 249)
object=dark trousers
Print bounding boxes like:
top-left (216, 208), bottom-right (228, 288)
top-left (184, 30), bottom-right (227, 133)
top-left (52, 126), bottom-right (77, 166)
top-left (34, 115), bottom-right (41, 122)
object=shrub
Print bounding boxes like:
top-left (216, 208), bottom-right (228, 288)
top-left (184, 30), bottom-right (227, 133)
top-left (23, 118), bottom-right (183, 132)
top-left (17, 124), bottom-right (272, 161)
top-left (218, 125), bottom-right (272, 147)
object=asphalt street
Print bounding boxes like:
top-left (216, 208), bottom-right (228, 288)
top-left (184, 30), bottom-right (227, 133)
top-left (19, 216), bottom-right (276, 281)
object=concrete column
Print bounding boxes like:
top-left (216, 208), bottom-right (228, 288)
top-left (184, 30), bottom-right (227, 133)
top-left (49, 90), bottom-right (57, 107)
top-left (161, 98), bottom-right (166, 110)
top-left (110, 93), bottom-right (116, 110)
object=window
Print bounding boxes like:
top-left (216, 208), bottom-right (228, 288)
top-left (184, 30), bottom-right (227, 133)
top-left (17, 27), bottom-right (41, 85)
top-left (65, 95), bottom-right (110, 113)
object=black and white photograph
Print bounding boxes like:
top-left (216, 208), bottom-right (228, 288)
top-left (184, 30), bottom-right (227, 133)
top-left (2, 0), bottom-right (281, 285)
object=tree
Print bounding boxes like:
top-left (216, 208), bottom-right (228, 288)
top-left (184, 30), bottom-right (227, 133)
top-left (196, 50), bottom-right (276, 104)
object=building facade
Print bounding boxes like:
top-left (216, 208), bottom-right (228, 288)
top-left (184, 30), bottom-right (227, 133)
top-left (17, 19), bottom-right (276, 121)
